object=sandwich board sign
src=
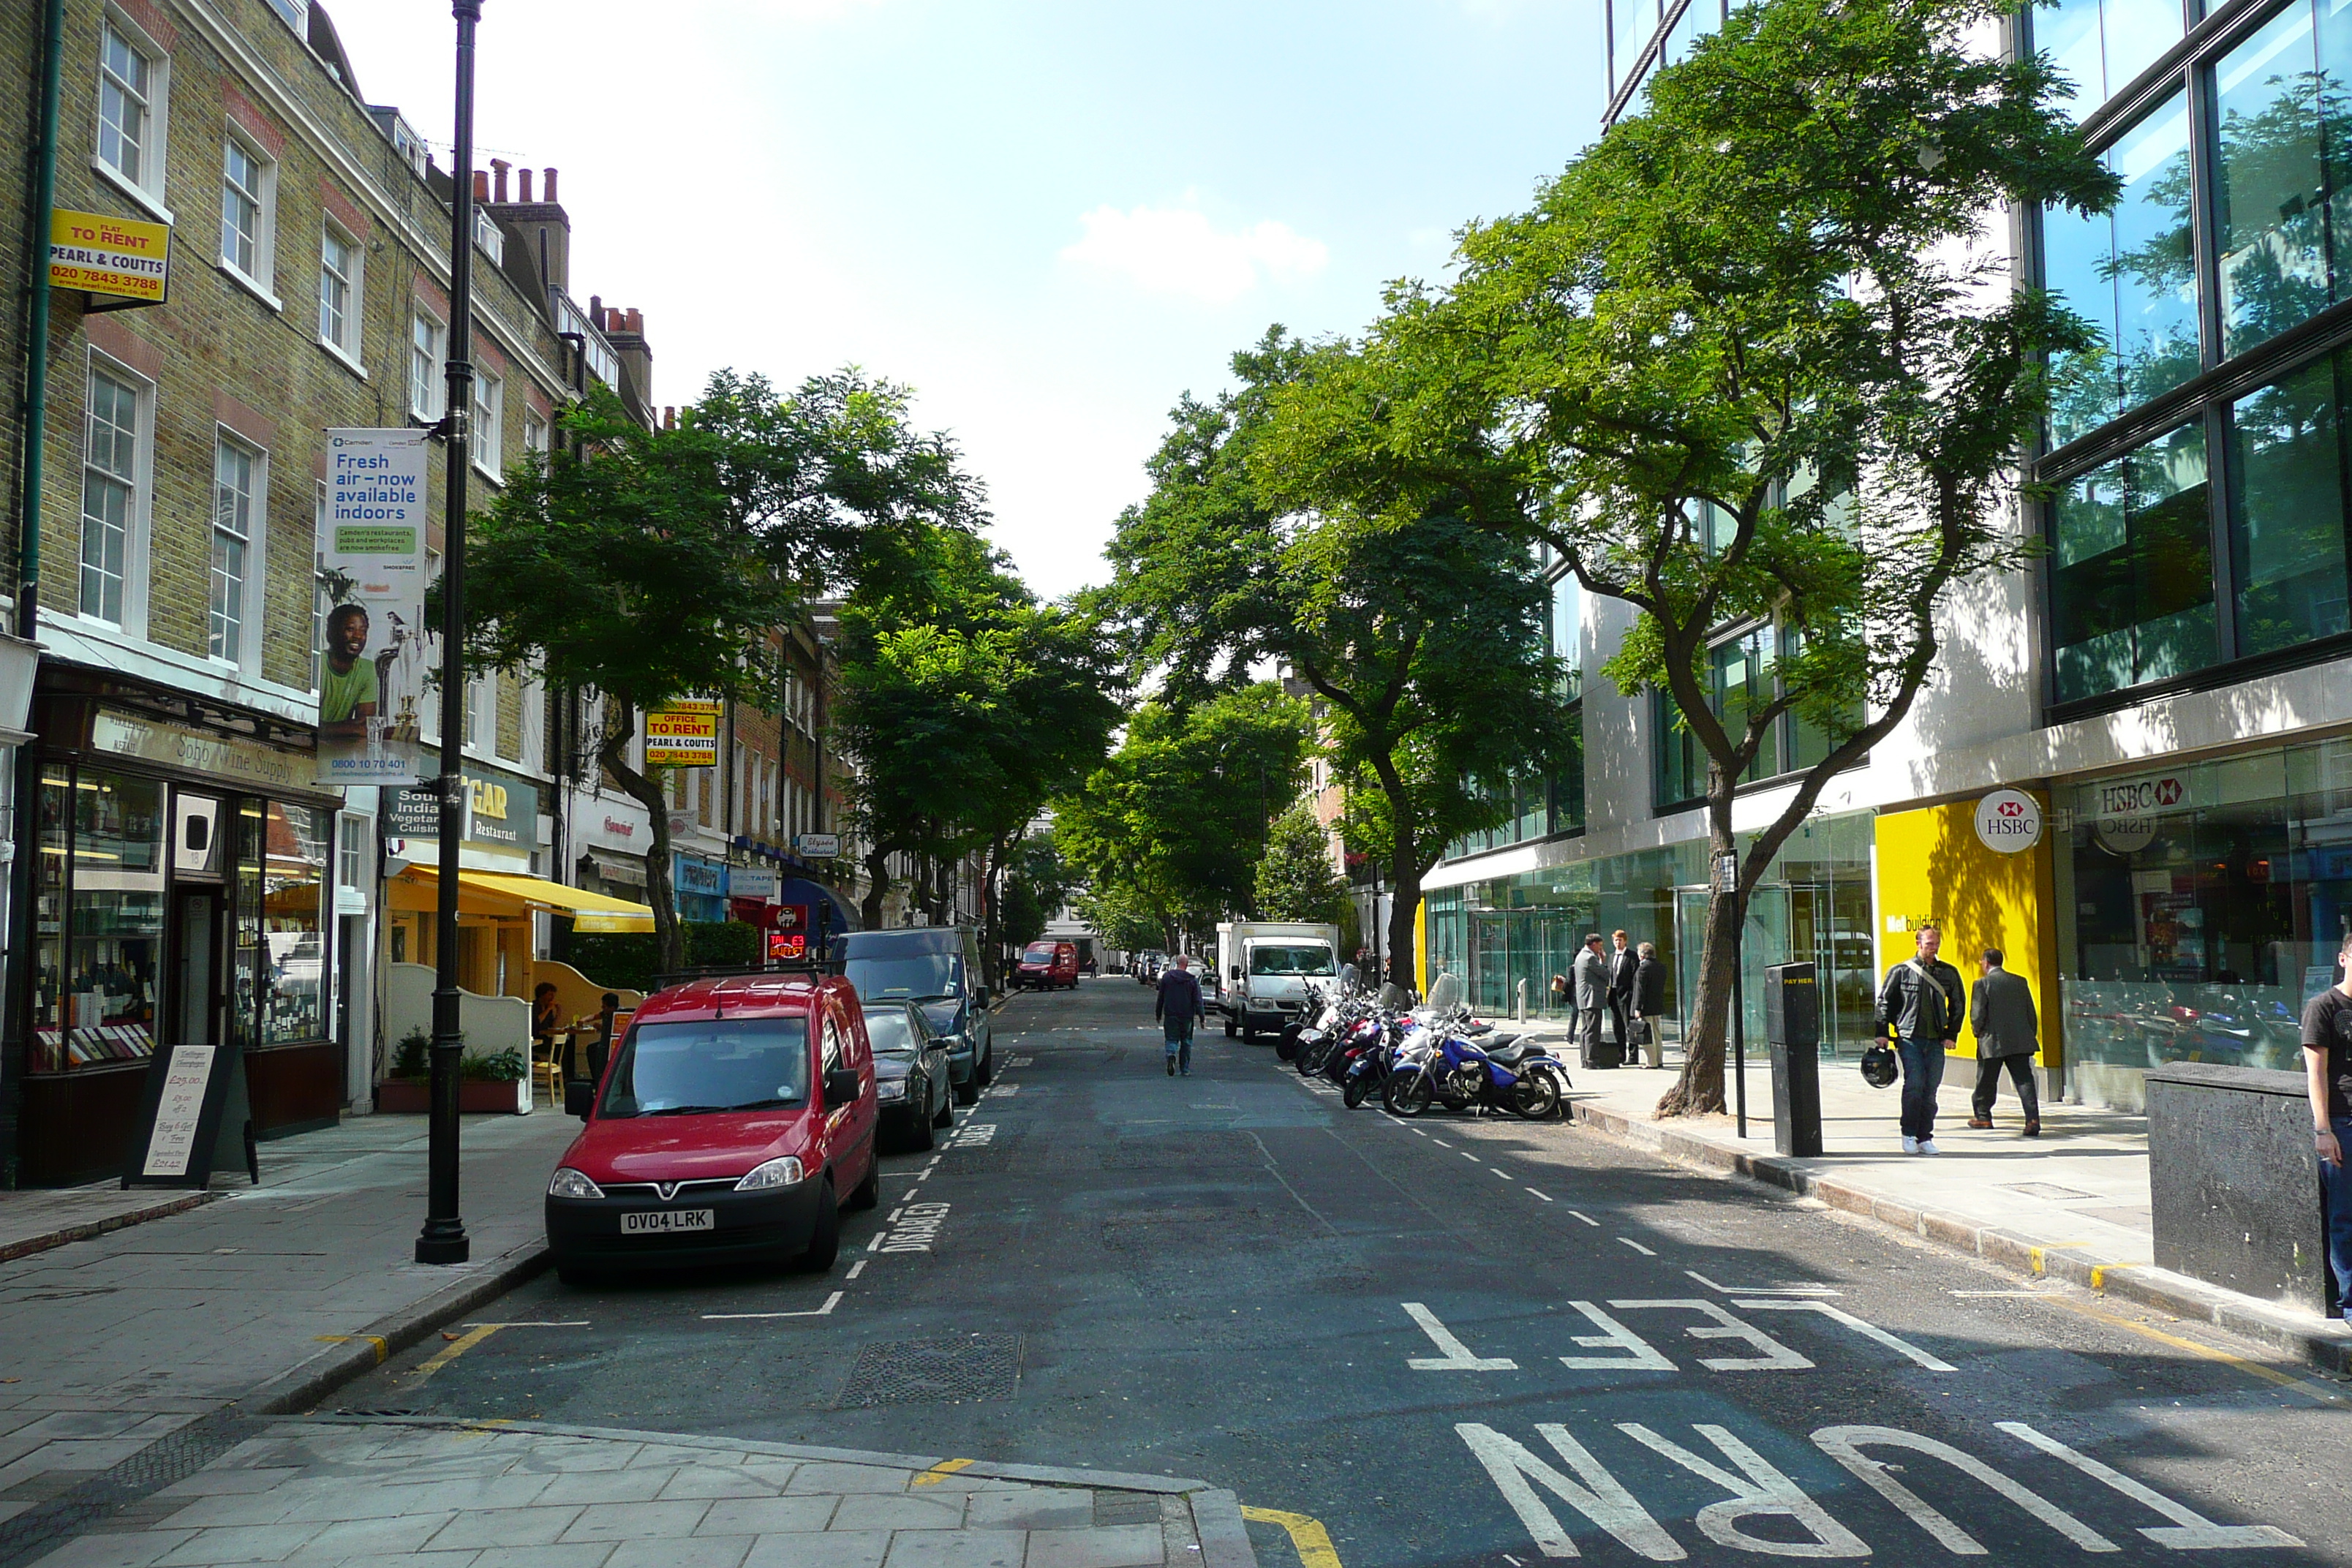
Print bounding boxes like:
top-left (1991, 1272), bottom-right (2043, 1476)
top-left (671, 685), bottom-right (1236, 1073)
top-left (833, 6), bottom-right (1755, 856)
top-left (121, 1043), bottom-right (257, 1188)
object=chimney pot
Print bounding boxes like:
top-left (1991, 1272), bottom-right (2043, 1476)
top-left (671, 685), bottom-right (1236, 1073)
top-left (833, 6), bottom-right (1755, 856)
top-left (517, 168), bottom-right (533, 203)
top-left (472, 170), bottom-right (490, 202)
top-left (544, 167), bottom-right (559, 203)
top-left (589, 293), bottom-right (602, 320)
top-left (627, 307), bottom-right (644, 333)
top-left (490, 158), bottom-right (510, 202)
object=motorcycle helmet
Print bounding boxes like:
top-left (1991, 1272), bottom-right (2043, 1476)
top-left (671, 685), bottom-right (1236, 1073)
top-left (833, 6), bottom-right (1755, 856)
top-left (1860, 1042), bottom-right (1899, 1088)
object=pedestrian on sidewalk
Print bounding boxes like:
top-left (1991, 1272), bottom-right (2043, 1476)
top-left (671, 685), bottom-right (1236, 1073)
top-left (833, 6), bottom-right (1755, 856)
top-left (2302, 935), bottom-right (2352, 1316)
top-left (1156, 954), bottom-right (1205, 1077)
top-left (1607, 930), bottom-right (1637, 1065)
top-left (1633, 941), bottom-right (1667, 1068)
top-left (1575, 933), bottom-right (1614, 1069)
top-left (1967, 948), bottom-right (2040, 1136)
top-left (1877, 924), bottom-right (1965, 1156)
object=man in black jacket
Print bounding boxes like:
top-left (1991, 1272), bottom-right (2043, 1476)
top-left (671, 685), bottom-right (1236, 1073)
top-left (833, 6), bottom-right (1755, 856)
top-left (1155, 954), bottom-right (1206, 1077)
top-left (1606, 930), bottom-right (1638, 1067)
top-left (1877, 924), bottom-right (1966, 1155)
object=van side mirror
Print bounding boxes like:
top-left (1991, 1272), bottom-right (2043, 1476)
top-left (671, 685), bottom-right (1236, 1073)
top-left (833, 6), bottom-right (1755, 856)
top-left (565, 1080), bottom-right (594, 1120)
top-left (1229, 965), bottom-right (1241, 981)
top-left (823, 1067), bottom-right (860, 1107)
top-left (976, 987), bottom-right (992, 1010)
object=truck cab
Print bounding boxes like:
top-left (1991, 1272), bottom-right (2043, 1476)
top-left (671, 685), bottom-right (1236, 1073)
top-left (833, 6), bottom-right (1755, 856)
top-left (1215, 921), bottom-right (1343, 1039)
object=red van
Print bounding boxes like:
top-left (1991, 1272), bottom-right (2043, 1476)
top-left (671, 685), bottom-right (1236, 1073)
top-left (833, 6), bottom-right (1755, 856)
top-left (545, 971), bottom-right (879, 1283)
top-left (1015, 940), bottom-right (1079, 990)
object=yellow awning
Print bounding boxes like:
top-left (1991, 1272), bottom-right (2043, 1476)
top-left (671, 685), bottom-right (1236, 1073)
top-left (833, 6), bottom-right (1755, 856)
top-left (393, 867), bottom-right (656, 932)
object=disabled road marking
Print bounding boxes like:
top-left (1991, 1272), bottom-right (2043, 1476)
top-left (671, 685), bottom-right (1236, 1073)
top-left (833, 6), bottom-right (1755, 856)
top-left (1403, 1303), bottom-right (1520, 1371)
top-left (702, 1291), bottom-right (844, 1321)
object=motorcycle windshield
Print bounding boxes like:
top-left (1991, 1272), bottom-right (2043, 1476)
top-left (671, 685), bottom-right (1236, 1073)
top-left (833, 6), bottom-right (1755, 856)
top-left (1426, 973), bottom-right (1464, 1012)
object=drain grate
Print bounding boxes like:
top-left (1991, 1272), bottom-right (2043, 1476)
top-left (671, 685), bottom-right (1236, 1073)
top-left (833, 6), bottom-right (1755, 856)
top-left (835, 1335), bottom-right (1022, 1408)
top-left (0, 1409), bottom-right (258, 1568)
top-left (2002, 1182), bottom-right (2095, 1201)
top-left (1094, 1491), bottom-right (1161, 1528)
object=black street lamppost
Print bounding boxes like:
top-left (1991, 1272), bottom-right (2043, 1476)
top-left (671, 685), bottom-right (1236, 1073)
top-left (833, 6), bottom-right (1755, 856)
top-left (416, 0), bottom-right (483, 1265)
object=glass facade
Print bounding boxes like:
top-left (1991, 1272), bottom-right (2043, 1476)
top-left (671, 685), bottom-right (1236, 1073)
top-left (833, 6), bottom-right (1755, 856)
top-left (2036, 0), bottom-right (2187, 118)
top-left (2214, 0), bottom-right (2352, 360)
top-left (2048, 418), bottom-right (2216, 701)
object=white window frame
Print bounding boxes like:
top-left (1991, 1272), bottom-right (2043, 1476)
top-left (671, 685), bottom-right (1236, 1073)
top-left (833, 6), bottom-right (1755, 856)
top-left (208, 431), bottom-right (265, 671)
top-left (216, 129), bottom-right (279, 307)
top-left (336, 814), bottom-right (366, 891)
top-left (522, 407), bottom-right (548, 457)
top-left (94, 11), bottom-right (170, 219)
top-left (310, 482), bottom-right (329, 692)
top-left (409, 310), bottom-right (445, 421)
top-left (78, 358), bottom-right (152, 633)
top-left (472, 370), bottom-right (504, 480)
top-left (317, 218), bottom-right (365, 369)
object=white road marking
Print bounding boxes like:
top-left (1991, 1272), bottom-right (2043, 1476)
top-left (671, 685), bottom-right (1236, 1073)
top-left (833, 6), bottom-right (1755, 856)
top-left (1568, 1210), bottom-right (1599, 1226)
top-left (1998, 1421), bottom-right (2304, 1548)
top-left (1617, 1238), bottom-right (1657, 1256)
top-left (702, 1291), bottom-right (843, 1321)
top-left (1949, 1289), bottom-right (2043, 1297)
top-left (1619, 1422), bottom-right (1869, 1558)
top-left (1526, 1188), bottom-right (1553, 1202)
top-left (1431, 1138), bottom-right (1453, 1147)
top-left (1456, 1422), bottom-right (1684, 1562)
top-left (1686, 1270), bottom-right (1839, 1298)
top-left (1609, 1300), bottom-right (1812, 1372)
top-left (1403, 1302), bottom-right (1520, 1371)
top-left (1559, 1301), bottom-right (1676, 1371)
top-left (1490, 1167), bottom-right (1512, 1180)
top-left (1814, 1425), bottom-right (2117, 1554)
top-left (461, 1320), bottom-right (588, 1328)
top-left (1462, 1152), bottom-right (1481, 1164)
top-left (845, 1260), bottom-right (867, 1279)
top-left (1733, 1300), bottom-right (1956, 1373)
top-left (866, 1233), bottom-right (886, 1252)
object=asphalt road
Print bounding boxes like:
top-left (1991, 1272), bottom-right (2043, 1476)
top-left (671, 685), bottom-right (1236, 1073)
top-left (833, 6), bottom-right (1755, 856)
top-left (328, 979), bottom-right (2352, 1567)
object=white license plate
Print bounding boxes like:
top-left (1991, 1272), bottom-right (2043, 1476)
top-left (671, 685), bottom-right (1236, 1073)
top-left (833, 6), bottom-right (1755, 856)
top-left (621, 1209), bottom-right (714, 1235)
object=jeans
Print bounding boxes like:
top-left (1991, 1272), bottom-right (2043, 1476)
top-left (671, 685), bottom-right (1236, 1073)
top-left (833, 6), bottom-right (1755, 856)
top-left (2322, 1118), bottom-right (2352, 1316)
top-left (1896, 1036), bottom-right (1945, 1140)
top-left (1164, 1020), bottom-right (1195, 1074)
top-left (1972, 1054), bottom-right (2040, 1123)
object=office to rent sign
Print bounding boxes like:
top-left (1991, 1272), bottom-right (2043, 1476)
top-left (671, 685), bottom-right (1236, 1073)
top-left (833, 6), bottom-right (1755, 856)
top-left (644, 700), bottom-right (720, 766)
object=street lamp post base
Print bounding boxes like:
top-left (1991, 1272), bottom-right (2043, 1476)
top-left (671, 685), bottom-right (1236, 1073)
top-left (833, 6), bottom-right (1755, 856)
top-left (414, 1227), bottom-right (470, 1264)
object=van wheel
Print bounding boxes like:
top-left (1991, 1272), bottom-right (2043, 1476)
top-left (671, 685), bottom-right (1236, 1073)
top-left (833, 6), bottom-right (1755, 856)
top-left (846, 1157), bottom-right (880, 1211)
top-left (800, 1181), bottom-right (840, 1272)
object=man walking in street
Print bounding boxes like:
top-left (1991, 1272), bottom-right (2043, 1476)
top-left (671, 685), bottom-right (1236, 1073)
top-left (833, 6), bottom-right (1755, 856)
top-left (1607, 930), bottom-right (1638, 1067)
top-left (1156, 953), bottom-right (1205, 1077)
top-left (2303, 933), bottom-right (2352, 1317)
top-left (1877, 923), bottom-right (1965, 1155)
top-left (1967, 947), bottom-right (2041, 1136)
top-left (1575, 932), bottom-right (1613, 1069)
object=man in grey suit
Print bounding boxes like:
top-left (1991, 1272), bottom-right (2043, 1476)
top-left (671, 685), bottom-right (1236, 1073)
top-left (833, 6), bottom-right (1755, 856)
top-left (1967, 947), bottom-right (2041, 1135)
top-left (1574, 932), bottom-right (1613, 1069)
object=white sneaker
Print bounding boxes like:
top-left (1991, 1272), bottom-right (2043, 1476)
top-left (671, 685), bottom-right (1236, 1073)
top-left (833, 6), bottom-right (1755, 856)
top-left (1901, 1135), bottom-right (1920, 1155)
top-left (1917, 1139), bottom-right (1941, 1156)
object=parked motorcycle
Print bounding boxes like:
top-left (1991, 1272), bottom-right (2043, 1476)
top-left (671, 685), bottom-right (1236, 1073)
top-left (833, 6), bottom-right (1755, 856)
top-left (1383, 1022), bottom-right (1569, 1120)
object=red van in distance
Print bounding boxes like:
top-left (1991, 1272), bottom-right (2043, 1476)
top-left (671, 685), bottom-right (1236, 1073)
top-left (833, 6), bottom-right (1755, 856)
top-left (1015, 940), bottom-right (1079, 990)
top-left (545, 970), bottom-right (879, 1284)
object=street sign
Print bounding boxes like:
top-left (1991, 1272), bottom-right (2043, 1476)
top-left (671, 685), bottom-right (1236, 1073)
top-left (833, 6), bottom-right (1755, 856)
top-left (1714, 851), bottom-right (1739, 893)
top-left (796, 832), bottom-right (840, 859)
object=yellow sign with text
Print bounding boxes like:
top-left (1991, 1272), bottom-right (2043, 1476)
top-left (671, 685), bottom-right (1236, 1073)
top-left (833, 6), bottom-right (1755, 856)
top-left (50, 210), bottom-right (170, 305)
top-left (644, 699), bottom-right (720, 767)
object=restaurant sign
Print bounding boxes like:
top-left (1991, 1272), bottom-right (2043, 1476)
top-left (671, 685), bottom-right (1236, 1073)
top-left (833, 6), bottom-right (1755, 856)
top-left (50, 209), bottom-right (170, 307)
top-left (382, 769), bottom-right (540, 852)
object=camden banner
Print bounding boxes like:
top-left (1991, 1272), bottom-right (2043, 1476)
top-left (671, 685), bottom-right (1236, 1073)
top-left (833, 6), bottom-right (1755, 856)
top-left (315, 429), bottom-right (429, 784)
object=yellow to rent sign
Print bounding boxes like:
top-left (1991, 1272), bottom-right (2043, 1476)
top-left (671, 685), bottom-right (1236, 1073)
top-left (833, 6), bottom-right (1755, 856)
top-left (50, 209), bottom-right (170, 305)
top-left (644, 700), bottom-right (720, 766)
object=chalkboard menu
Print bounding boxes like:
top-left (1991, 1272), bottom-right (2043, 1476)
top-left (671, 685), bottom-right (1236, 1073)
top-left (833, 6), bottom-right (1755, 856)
top-left (121, 1042), bottom-right (257, 1188)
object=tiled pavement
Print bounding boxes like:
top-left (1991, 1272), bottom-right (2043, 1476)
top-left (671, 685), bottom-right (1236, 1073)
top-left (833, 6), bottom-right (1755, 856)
top-left (26, 1420), bottom-right (1251, 1568)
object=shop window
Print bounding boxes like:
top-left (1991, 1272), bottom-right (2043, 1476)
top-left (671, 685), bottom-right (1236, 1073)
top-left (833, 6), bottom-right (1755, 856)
top-left (37, 769), bottom-right (165, 1074)
top-left (2042, 89), bottom-right (2199, 447)
top-left (2035, 0), bottom-right (2185, 120)
top-left (2229, 351), bottom-right (2352, 657)
top-left (2050, 418), bottom-right (2217, 701)
top-left (260, 803), bottom-right (328, 1044)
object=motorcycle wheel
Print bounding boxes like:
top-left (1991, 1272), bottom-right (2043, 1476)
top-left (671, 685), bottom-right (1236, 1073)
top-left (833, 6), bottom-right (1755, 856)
top-left (1511, 1071), bottom-right (1561, 1120)
top-left (1343, 1074), bottom-right (1373, 1109)
top-left (1385, 1072), bottom-right (1433, 1117)
top-left (1276, 1030), bottom-right (1302, 1062)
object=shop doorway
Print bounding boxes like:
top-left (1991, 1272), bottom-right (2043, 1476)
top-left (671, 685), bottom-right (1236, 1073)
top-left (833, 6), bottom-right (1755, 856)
top-left (1673, 882), bottom-right (1792, 1044)
top-left (173, 886), bottom-right (225, 1047)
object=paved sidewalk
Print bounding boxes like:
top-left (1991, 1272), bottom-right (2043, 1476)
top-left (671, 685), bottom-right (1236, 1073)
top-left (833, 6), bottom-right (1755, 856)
top-left (1509, 1022), bottom-right (2352, 1372)
top-left (28, 1418), bottom-right (1253, 1568)
top-left (0, 1112), bottom-right (576, 1545)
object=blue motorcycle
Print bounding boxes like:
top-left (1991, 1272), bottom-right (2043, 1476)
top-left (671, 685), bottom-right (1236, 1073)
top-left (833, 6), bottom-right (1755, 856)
top-left (1384, 1025), bottom-right (1569, 1119)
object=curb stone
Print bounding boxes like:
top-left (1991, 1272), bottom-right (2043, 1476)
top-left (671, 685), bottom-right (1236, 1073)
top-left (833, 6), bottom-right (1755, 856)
top-left (1564, 1096), bottom-right (2352, 1377)
top-left (299, 1415), bottom-right (1258, 1567)
top-left (0, 1188), bottom-right (219, 1264)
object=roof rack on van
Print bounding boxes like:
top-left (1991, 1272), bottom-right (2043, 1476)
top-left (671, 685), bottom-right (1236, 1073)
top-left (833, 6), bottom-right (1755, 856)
top-left (649, 958), bottom-right (845, 991)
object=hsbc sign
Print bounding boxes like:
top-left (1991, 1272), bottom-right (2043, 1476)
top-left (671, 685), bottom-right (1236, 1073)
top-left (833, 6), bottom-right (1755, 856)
top-left (2095, 773), bottom-right (2188, 816)
top-left (1972, 788), bottom-right (2044, 853)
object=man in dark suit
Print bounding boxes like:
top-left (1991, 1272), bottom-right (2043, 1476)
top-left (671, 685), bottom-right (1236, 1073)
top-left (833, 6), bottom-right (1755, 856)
top-left (1967, 947), bottom-right (2040, 1135)
top-left (1574, 933), bottom-right (1611, 1069)
top-left (1606, 930), bottom-right (1638, 1068)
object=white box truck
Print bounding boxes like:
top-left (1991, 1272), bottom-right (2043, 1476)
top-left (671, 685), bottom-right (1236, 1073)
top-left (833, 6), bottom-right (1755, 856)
top-left (1215, 921), bottom-right (1343, 1039)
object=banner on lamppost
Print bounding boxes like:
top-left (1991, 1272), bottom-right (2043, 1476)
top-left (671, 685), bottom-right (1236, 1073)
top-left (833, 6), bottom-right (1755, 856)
top-left (315, 429), bottom-right (429, 785)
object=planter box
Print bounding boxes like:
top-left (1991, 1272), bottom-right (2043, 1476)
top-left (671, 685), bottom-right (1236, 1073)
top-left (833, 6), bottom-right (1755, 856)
top-left (374, 1077), bottom-right (531, 1115)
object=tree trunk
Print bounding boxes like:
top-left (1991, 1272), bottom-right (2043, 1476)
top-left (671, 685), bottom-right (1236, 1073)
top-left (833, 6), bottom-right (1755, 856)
top-left (598, 710), bottom-right (685, 974)
top-left (979, 831), bottom-right (1009, 988)
top-left (1657, 841), bottom-right (1739, 1117)
top-left (860, 840), bottom-right (892, 928)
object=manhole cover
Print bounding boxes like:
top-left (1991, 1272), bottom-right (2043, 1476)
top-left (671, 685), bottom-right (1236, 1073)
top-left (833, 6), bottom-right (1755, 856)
top-left (2002, 1182), bottom-right (2095, 1201)
top-left (835, 1335), bottom-right (1022, 1408)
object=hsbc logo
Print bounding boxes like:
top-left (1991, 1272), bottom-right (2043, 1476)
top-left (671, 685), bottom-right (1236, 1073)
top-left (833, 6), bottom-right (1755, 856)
top-left (1974, 789), bottom-right (2043, 854)
top-left (2097, 774), bottom-right (2187, 817)
top-left (1997, 800), bottom-right (2024, 818)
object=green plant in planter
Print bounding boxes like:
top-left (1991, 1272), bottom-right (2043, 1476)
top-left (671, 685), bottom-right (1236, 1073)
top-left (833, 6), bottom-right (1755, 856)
top-left (391, 1030), bottom-right (430, 1081)
top-left (463, 1048), bottom-right (528, 1083)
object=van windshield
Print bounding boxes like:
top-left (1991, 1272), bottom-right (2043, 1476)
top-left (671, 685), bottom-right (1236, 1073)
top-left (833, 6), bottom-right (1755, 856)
top-left (598, 1018), bottom-right (810, 1117)
top-left (1249, 945), bottom-right (1335, 977)
top-left (846, 953), bottom-right (963, 1004)
top-left (1022, 942), bottom-right (1058, 962)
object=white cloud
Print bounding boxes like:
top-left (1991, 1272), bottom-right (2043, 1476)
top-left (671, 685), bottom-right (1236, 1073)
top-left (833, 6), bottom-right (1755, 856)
top-left (1060, 204), bottom-right (1330, 304)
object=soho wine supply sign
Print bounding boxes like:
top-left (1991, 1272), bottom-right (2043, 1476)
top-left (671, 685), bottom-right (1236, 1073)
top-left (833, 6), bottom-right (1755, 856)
top-left (1973, 788), bottom-right (2043, 853)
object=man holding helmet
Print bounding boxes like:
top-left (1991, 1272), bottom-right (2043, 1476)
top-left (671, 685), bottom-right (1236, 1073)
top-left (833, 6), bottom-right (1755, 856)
top-left (1877, 924), bottom-right (1965, 1155)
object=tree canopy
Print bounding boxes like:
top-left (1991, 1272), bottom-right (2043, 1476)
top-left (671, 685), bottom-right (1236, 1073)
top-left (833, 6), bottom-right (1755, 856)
top-left (1254, 804), bottom-right (1349, 928)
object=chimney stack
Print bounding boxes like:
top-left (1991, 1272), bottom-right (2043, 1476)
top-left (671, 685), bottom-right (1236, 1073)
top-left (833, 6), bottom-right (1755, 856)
top-left (472, 170), bottom-right (489, 202)
top-left (544, 167), bottom-right (559, 203)
top-left (517, 167), bottom-right (533, 203)
top-left (491, 158), bottom-right (510, 202)
top-left (663, 407), bottom-right (676, 429)
top-left (626, 307), bottom-right (644, 333)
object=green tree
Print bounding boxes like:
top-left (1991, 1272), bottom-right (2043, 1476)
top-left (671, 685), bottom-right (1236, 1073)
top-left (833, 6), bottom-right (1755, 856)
top-left (1104, 334), bottom-right (1578, 991)
top-left (1262, 0), bottom-right (2115, 1112)
top-left (1074, 883), bottom-right (1166, 959)
top-left (465, 371), bottom-right (979, 970)
top-left (998, 834), bottom-right (1076, 952)
top-left (1254, 804), bottom-right (1348, 927)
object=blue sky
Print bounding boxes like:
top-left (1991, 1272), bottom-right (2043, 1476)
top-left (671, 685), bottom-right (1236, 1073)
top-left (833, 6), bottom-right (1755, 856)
top-left (323, 0), bottom-right (1607, 599)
